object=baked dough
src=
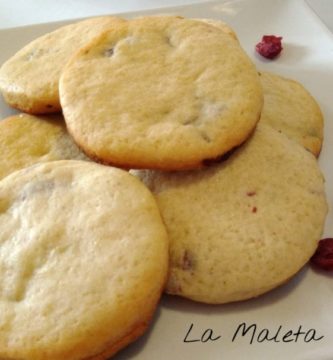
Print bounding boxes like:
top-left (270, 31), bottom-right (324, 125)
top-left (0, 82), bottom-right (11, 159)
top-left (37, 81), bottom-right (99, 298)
top-left (259, 71), bottom-right (323, 156)
top-left (0, 160), bottom-right (169, 359)
top-left (0, 16), bottom-right (125, 113)
top-left (133, 124), bottom-right (327, 304)
top-left (0, 113), bottom-right (88, 180)
top-left (60, 16), bottom-right (263, 170)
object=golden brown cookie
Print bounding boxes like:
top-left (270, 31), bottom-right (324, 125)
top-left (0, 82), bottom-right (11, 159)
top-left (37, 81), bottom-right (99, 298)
top-left (0, 113), bottom-right (88, 180)
top-left (133, 124), bottom-right (327, 304)
top-left (60, 16), bottom-right (263, 170)
top-left (0, 16), bottom-right (125, 114)
top-left (0, 160), bottom-right (169, 360)
top-left (259, 71), bottom-right (323, 156)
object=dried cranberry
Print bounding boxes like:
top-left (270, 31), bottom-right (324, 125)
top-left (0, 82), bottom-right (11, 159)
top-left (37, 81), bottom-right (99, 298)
top-left (311, 238), bottom-right (333, 271)
top-left (255, 35), bottom-right (283, 59)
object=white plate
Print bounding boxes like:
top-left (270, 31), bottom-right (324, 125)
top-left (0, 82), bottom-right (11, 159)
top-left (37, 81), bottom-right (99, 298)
top-left (306, 0), bottom-right (333, 34)
top-left (0, 1), bottom-right (333, 359)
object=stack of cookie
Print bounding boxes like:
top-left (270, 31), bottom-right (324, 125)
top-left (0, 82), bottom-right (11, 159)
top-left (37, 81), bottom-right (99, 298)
top-left (0, 15), bottom-right (327, 359)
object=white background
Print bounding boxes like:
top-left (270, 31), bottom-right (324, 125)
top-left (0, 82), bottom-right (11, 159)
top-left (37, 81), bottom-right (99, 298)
top-left (0, 0), bottom-right (209, 29)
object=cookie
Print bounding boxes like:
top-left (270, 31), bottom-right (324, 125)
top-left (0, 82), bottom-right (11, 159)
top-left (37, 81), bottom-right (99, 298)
top-left (259, 71), bottom-right (323, 156)
top-left (0, 16), bottom-right (125, 114)
top-left (194, 18), bottom-right (238, 40)
top-left (60, 16), bottom-right (263, 170)
top-left (133, 124), bottom-right (327, 304)
top-left (0, 160), bottom-right (169, 360)
top-left (0, 113), bottom-right (88, 180)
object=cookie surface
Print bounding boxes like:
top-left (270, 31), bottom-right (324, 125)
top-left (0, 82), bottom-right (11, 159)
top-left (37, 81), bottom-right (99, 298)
top-left (259, 71), bottom-right (323, 156)
top-left (0, 160), bottom-right (168, 360)
top-left (60, 16), bottom-right (263, 170)
top-left (0, 16), bottom-right (125, 114)
top-left (0, 113), bottom-right (88, 180)
top-left (133, 124), bottom-right (327, 304)
top-left (194, 18), bottom-right (238, 40)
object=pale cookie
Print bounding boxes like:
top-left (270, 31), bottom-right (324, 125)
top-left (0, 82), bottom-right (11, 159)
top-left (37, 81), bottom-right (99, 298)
top-left (133, 124), bottom-right (327, 304)
top-left (60, 16), bottom-right (263, 170)
top-left (193, 18), bottom-right (238, 41)
top-left (259, 71), bottom-right (323, 156)
top-left (0, 16), bottom-right (125, 114)
top-left (0, 160), bottom-right (169, 360)
top-left (0, 113), bottom-right (88, 180)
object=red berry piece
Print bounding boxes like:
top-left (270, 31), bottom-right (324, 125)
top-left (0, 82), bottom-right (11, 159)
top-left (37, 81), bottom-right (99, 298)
top-left (255, 35), bottom-right (283, 59)
top-left (311, 238), bottom-right (333, 271)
